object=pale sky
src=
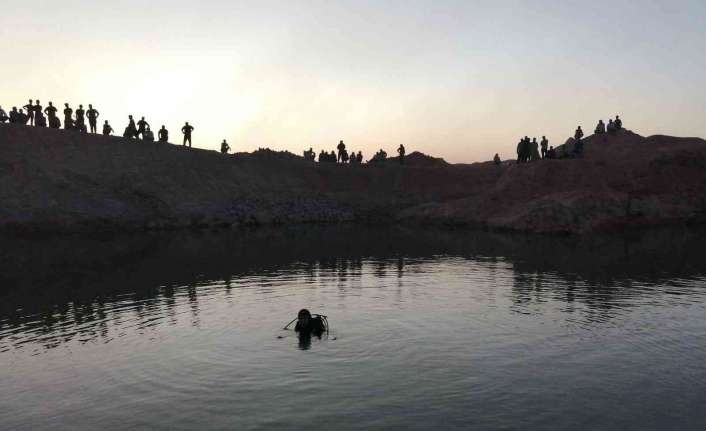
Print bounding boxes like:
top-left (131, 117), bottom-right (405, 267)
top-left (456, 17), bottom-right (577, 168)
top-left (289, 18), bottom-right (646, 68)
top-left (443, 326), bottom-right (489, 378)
top-left (2, 0), bottom-right (705, 162)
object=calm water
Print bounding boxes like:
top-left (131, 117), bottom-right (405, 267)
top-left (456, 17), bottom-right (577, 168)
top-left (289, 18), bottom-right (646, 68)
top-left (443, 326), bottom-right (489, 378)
top-left (1, 227), bottom-right (706, 430)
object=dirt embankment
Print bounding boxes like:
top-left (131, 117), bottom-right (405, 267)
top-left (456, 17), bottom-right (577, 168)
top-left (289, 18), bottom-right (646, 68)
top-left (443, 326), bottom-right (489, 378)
top-left (1, 124), bottom-right (705, 234)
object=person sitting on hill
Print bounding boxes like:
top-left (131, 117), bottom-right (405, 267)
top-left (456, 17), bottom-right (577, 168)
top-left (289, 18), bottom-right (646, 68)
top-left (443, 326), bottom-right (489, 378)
top-left (18, 108), bottom-right (29, 125)
top-left (573, 126), bottom-right (584, 157)
top-left (221, 139), bottom-right (230, 154)
top-left (318, 150), bottom-right (327, 162)
top-left (142, 125), bottom-right (155, 142)
top-left (158, 126), bottom-right (168, 143)
top-left (329, 150), bottom-right (336, 162)
top-left (0, 106), bottom-right (8, 123)
top-left (574, 126), bottom-right (584, 141)
top-left (493, 153), bottom-right (501, 165)
top-left (102, 120), bottom-right (113, 136)
top-left (9, 107), bottom-right (19, 123)
top-left (547, 146), bottom-right (556, 159)
top-left (595, 120), bottom-right (606, 134)
top-left (607, 119), bottom-right (616, 134)
top-left (615, 115), bottom-right (622, 131)
top-left (35, 111), bottom-right (47, 127)
top-left (125, 115), bottom-right (138, 138)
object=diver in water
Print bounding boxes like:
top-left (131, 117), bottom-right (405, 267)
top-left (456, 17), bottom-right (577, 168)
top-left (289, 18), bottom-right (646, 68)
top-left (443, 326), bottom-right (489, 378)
top-left (294, 309), bottom-right (327, 335)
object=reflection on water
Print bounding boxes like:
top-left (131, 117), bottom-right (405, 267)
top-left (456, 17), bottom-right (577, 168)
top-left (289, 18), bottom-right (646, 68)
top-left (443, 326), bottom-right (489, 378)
top-left (1, 227), bottom-right (706, 430)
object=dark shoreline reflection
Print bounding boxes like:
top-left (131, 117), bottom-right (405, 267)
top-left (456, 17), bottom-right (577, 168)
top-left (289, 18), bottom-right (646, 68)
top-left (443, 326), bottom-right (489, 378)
top-left (1, 226), bottom-right (706, 352)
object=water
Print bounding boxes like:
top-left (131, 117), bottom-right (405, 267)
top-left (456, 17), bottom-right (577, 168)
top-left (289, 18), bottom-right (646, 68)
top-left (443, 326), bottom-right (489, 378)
top-left (1, 227), bottom-right (706, 430)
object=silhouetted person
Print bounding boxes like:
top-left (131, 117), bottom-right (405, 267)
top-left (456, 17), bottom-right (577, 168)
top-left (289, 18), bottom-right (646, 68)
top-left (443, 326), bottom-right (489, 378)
top-left (44, 102), bottom-right (60, 128)
top-left (318, 150), bottom-right (326, 162)
top-left (530, 138), bottom-right (540, 161)
top-left (102, 120), bottom-right (113, 136)
top-left (9, 107), bottom-right (19, 123)
top-left (595, 120), bottom-right (606, 134)
top-left (34, 100), bottom-right (43, 121)
top-left (540, 136), bottom-right (548, 159)
top-left (493, 153), bottom-right (501, 165)
top-left (221, 139), bottom-right (230, 154)
top-left (86, 104), bottom-right (99, 133)
top-left (547, 146), bottom-right (556, 159)
top-left (143, 125), bottom-right (155, 141)
top-left (18, 108), bottom-right (29, 125)
top-left (397, 144), bottom-right (406, 164)
top-left (75, 104), bottom-right (86, 132)
top-left (0, 106), bottom-right (7, 123)
top-left (294, 309), bottom-right (326, 336)
top-left (336, 140), bottom-right (347, 163)
top-left (158, 125), bottom-right (168, 143)
top-left (137, 117), bottom-right (150, 139)
top-left (23, 99), bottom-right (34, 126)
top-left (303, 147), bottom-right (315, 161)
top-left (182, 122), bottom-right (194, 147)
top-left (63, 104), bottom-right (73, 129)
top-left (35, 111), bottom-right (47, 127)
top-left (357, 151), bottom-right (363, 163)
top-left (607, 119), bottom-right (616, 134)
top-left (125, 115), bottom-right (138, 138)
top-left (615, 115), bottom-right (622, 131)
top-left (574, 126), bottom-right (584, 157)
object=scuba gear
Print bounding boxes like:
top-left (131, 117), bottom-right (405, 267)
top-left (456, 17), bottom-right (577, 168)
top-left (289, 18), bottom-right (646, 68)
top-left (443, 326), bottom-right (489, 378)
top-left (284, 309), bottom-right (329, 334)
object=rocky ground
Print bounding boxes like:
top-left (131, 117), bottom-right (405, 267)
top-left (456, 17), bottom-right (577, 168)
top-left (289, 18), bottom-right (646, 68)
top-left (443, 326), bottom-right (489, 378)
top-left (1, 123), bottom-right (705, 234)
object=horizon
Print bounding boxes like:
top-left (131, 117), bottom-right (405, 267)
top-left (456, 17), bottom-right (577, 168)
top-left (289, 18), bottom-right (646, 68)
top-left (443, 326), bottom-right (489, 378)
top-left (2, 0), bottom-right (705, 163)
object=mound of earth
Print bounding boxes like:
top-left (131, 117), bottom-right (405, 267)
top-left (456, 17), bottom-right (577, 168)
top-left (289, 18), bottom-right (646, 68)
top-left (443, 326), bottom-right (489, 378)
top-left (0, 124), bottom-right (705, 234)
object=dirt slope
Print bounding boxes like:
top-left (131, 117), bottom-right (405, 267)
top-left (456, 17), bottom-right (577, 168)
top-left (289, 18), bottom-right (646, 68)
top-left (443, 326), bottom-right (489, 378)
top-left (1, 124), bottom-right (705, 233)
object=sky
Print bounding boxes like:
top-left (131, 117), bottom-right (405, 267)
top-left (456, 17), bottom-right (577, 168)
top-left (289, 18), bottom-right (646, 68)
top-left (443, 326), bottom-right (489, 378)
top-left (2, 0), bottom-right (705, 163)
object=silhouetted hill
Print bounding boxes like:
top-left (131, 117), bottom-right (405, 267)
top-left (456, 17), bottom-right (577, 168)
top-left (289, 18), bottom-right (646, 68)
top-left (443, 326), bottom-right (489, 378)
top-left (1, 124), bottom-right (705, 234)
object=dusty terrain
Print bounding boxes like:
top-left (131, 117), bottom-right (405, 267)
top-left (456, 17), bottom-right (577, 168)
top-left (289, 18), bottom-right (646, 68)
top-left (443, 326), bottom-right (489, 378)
top-left (1, 123), bottom-right (705, 234)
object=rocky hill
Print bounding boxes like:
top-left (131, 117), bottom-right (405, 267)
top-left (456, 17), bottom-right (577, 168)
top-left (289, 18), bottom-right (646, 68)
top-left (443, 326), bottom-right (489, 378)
top-left (1, 123), bottom-right (705, 234)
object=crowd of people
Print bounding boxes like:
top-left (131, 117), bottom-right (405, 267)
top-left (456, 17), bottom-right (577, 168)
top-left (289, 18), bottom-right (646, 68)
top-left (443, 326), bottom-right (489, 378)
top-left (513, 114), bottom-right (623, 163)
top-left (0, 99), bottom-right (200, 148)
top-left (2, 98), bottom-right (625, 166)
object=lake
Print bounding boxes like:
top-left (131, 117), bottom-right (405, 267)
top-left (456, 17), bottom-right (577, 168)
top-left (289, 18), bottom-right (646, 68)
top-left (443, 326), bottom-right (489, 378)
top-left (1, 227), bottom-right (705, 430)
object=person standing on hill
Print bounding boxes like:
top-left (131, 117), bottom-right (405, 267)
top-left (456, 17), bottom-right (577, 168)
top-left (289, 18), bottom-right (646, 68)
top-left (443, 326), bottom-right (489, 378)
top-left (137, 117), bottom-right (150, 139)
top-left (615, 115), bottom-right (622, 131)
top-left (34, 100), bottom-right (43, 122)
top-left (158, 125), bottom-right (169, 143)
top-left (23, 99), bottom-right (35, 126)
top-left (102, 120), bottom-right (113, 136)
top-left (86, 105), bottom-right (100, 133)
top-left (397, 144), bottom-right (406, 164)
top-left (44, 102), bottom-right (60, 128)
top-left (63, 103), bottom-right (73, 129)
top-left (530, 138), bottom-right (540, 161)
top-left (540, 136), bottom-right (548, 159)
top-left (493, 153), bottom-right (501, 165)
top-left (182, 122), bottom-right (194, 147)
top-left (0, 106), bottom-right (7, 123)
top-left (75, 105), bottom-right (86, 132)
top-left (336, 140), bottom-right (346, 163)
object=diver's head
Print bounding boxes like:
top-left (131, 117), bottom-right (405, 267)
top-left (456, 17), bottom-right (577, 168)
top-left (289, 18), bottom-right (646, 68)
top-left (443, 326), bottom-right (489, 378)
top-left (297, 309), bottom-right (312, 327)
